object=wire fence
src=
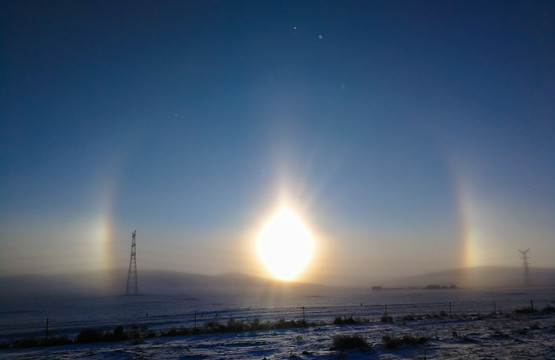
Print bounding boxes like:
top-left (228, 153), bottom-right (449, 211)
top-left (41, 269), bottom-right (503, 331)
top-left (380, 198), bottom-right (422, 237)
top-left (1, 290), bottom-right (553, 342)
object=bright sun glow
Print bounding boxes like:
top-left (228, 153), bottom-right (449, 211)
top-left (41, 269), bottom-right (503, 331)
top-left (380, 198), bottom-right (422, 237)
top-left (257, 208), bottom-right (314, 281)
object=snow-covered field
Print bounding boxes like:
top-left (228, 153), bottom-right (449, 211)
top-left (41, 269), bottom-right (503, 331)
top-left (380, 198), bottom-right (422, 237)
top-left (2, 313), bottom-right (555, 359)
top-left (1, 287), bottom-right (554, 359)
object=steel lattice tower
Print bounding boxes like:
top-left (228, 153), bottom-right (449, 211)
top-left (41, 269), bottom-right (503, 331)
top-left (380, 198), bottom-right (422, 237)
top-left (126, 230), bottom-right (139, 295)
top-left (519, 248), bottom-right (531, 286)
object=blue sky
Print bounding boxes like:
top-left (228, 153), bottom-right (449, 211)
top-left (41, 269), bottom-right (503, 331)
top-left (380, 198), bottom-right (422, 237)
top-left (1, 1), bottom-right (553, 286)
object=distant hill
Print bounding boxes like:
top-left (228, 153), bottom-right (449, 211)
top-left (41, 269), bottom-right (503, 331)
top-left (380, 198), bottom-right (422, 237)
top-left (2, 266), bottom-right (554, 299)
top-left (123, 270), bottom-right (340, 296)
top-left (389, 266), bottom-right (555, 289)
top-left (0, 270), bottom-right (341, 298)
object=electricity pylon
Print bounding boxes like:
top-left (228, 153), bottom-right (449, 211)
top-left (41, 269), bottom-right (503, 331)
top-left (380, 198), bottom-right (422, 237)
top-left (518, 248), bottom-right (531, 286)
top-left (126, 230), bottom-right (139, 295)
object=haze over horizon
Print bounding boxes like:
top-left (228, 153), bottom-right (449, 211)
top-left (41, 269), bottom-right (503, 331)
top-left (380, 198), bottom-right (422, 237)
top-left (1, 1), bottom-right (554, 288)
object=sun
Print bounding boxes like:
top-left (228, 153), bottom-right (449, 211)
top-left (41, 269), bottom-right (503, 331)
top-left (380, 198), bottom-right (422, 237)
top-left (256, 208), bottom-right (314, 281)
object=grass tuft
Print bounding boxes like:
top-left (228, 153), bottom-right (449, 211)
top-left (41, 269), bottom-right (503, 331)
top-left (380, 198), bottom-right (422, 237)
top-left (333, 316), bottom-right (359, 325)
top-left (382, 334), bottom-right (427, 349)
top-left (332, 334), bottom-right (370, 350)
top-left (514, 306), bottom-right (537, 314)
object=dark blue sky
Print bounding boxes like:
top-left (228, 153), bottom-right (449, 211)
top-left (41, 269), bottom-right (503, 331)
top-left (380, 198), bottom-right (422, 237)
top-left (1, 1), bottom-right (553, 285)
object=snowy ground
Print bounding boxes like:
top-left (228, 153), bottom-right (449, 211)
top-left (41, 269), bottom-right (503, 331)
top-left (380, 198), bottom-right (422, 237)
top-left (2, 314), bottom-right (554, 359)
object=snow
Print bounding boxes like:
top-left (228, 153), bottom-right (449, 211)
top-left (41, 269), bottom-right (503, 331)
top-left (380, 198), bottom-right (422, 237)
top-left (2, 314), bottom-right (554, 359)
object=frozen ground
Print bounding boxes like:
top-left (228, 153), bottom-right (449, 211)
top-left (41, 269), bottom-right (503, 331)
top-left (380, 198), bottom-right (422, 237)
top-left (2, 313), bottom-right (554, 359)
